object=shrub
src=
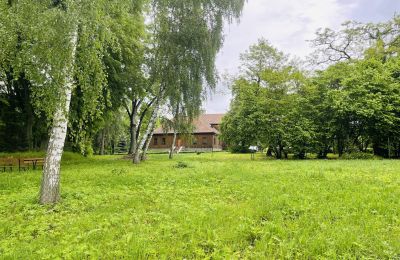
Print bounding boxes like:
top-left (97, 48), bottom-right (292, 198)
top-left (111, 168), bottom-right (128, 175)
top-left (340, 152), bottom-right (380, 160)
top-left (175, 161), bottom-right (189, 169)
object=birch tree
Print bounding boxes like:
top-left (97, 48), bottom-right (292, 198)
top-left (129, 0), bottom-right (246, 163)
top-left (0, 0), bottom-right (146, 204)
top-left (0, 1), bottom-right (82, 204)
top-left (118, 0), bottom-right (245, 164)
top-left (40, 26), bottom-right (78, 203)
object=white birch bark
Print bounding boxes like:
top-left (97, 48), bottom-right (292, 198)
top-left (128, 100), bottom-right (139, 155)
top-left (39, 27), bottom-right (78, 204)
top-left (100, 129), bottom-right (105, 155)
top-left (169, 105), bottom-right (179, 159)
top-left (133, 100), bottom-right (161, 164)
top-left (140, 123), bottom-right (156, 161)
top-left (169, 131), bottom-right (177, 159)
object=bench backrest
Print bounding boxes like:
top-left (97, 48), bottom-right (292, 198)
top-left (22, 158), bottom-right (45, 165)
top-left (0, 157), bottom-right (45, 165)
top-left (0, 157), bottom-right (19, 166)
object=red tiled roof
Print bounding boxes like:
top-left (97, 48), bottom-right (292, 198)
top-left (153, 114), bottom-right (224, 134)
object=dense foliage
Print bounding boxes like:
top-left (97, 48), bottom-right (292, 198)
top-left (221, 17), bottom-right (400, 159)
top-left (0, 0), bottom-right (245, 157)
top-left (0, 0), bottom-right (146, 153)
top-left (0, 0), bottom-right (245, 204)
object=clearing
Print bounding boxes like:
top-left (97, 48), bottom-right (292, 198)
top-left (0, 153), bottom-right (399, 258)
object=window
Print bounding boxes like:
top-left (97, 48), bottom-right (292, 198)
top-left (154, 138), bottom-right (158, 145)
top-left (193, 138), bottom-right (197, 145)
top-left (162, 138), bottom-right (166, 145)
top-left (214, 137), bottom-right (216, 145)
top-left (202, 136), bottom-right (207, 145)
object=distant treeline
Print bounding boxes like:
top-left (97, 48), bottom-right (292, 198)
top-left (221, 17), bottom-right (400, 159)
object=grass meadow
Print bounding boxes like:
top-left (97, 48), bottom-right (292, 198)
top-left (0, 152), bottom-right (399, 258)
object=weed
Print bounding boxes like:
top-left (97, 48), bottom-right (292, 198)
top-left (174, 161), bottom-right (189, 169)
top-left (111, 168), bottom-right (128, 175)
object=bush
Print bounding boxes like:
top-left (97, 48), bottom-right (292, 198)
top-left (229, 145), bottom-right (249, 153)
top-left (175, 161), bottom-right (189, 169)
top-left (340, 152), bottom-right (380, 160)
top-left (111, 168), bottom-right (128, 175)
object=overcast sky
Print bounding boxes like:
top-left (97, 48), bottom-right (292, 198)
top-left (204, 0), bottom-right (400, 114)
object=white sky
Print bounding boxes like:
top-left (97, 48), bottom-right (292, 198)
top-left (205, 0), bottom-right (400, 113)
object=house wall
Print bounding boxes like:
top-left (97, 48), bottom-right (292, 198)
top-left (150, 133), bottom-right (223, 150)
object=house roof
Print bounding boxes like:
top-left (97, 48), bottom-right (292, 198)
top-left (153, 114), bottom-right (225, 135)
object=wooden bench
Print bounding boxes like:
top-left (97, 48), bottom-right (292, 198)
top-left (22, 158), bottom-right (45, 170)
top-left (0, 158), bottom-right (16, 172)
top-left (0, 157), bottom-right (45, 172)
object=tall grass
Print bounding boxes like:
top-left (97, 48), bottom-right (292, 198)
top-left (0, 153), bottom-right (399, 258)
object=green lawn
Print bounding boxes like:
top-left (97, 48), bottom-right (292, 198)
top-left (1, 153), bottom-right (399, 258)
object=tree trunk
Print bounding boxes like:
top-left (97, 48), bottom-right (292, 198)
top-left (337, 138), bottom-right (344, 157)
top-left (169, 104), bottom-right (180, 160)
top-left (100, 129), bottom-right (105, 155)
top-left (26, 110), bottom-right (33, 151)
top-left (318, 147), bottom-right (328, 159)
top-left (274, 144), bottom-right (283, 159)
top-left (128, 121), bottom-right (135, 154)
top-left (373, 141), bottom-right (388, 158)
top-left (39, 27), bottom-right (78, 205)
top-left (128, 100), bottom-right (139, 155)
top-left (141, 123), bottom-right (156, 161)
top-left (364, 140), bottom-right (370, 153)
top-left (134, 99), bottom-right (161, 164)
top-left (111, 139), bottom-right (115, 155)
top-left (297, 150), bottom-right (306, 159)
top-left (169, 131), bottom-right (177, 159)
top-left (266, 146), bottom-right (273, 157)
